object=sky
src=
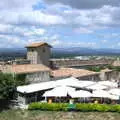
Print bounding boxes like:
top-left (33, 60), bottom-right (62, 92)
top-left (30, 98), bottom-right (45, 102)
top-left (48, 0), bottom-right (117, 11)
top-left (0, 0), bottom-right (120, 48)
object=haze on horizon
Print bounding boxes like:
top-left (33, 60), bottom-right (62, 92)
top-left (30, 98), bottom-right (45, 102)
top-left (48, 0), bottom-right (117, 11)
top-left (0, 0), bottom-right (120, 49)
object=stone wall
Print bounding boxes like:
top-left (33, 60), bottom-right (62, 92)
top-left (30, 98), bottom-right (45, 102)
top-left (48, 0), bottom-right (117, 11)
top-left (50, 70), bottom-right (120, 82)
top-left (26, 71), bottom-right (50, 84)
top-left (27, 48), bottom-right (38, 64)
top-left (27, 46), bottom-right (51, 66)
top-left (37, 46), bottom-right (51, 66)
top-left (50, 59), bottom-right (113, 68)
top-left (77, 74), bottom-right (101, 81)
top-left (100, 71), bottom-right (120, 82)
top-left (78, 71), bottom-right (120, 82)
top-left (0, 65), bottom-right (13, 73)
top-left (112, 60), bottom-right (120, 66)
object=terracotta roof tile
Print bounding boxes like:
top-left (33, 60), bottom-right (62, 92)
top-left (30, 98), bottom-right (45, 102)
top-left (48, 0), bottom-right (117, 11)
top-left (11, 64), bottom-right (50, 74)
top-left (51, 68), bottom-right (98, 78)
top-left (25, 42), bottom-right (51, 48)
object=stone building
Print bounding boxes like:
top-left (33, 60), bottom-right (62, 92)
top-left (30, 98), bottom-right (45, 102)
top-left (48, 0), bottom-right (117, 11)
top-left (51, 67), bottom-right (120, 82)
top-left (1, 64), bottom-right (50, 83)
top-left (100, 69), bottom-right (120, 82)
top-left (0, 42), bottom-right (52, 83)
top-left (50, 58), bottom-right (113, 68)
top-left (51, 68), bottom-right (100, 81)
top-left (26, 42), bottom-right (51, 66)
top-left (1, 41), bottom-right (119, 85)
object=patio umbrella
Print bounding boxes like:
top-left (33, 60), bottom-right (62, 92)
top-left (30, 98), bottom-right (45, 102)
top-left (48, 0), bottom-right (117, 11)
top-left (43, 86), bottom-right (75, 97)
top-left (98, 81), bottom-right (118, 88)
top-left (92, 90), bottom-right (111, 98)
top-left (108, 88), bottom-right (120, 96)
top-left (86, 83), bottom-right (108, 90)
top-left (109, 94), bottom-right (119, 100)
top-left (69, 90), bottom-right (92, 98)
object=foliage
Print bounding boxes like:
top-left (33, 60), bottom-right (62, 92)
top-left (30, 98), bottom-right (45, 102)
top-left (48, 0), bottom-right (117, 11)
top-left (28, 102), bottom-right (68, 111)
top-left (106, 65), bottom-right (120, 72)
top-left (0, 73), bottom-right (15, 99)
top-left (87, 65), bottom-right (120, 72)
top-left (0, 72), bottom-right (27, 99)
top-left (87, 66), bottom-right (106, 72)
top-left (15, 74), bottom-right (28, 86)
top-left (28, 103), bottom-right (120, 112)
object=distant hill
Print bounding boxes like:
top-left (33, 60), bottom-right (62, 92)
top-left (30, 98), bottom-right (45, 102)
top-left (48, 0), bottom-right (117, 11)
top-left (53, 47), bottom-right (120, 54)
top-left (0, 48), bottom-right (27, 61)
top-left (0, 47), bottom-right (120, 60)
top-left (52, 47), bottom-right (120, 58)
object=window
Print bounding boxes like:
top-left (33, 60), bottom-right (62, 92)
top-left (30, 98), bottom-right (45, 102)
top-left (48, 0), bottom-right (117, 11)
top-left (31, 49), bottom-right (34, 52)
top-left (43, 47), bottom-right (46, 52)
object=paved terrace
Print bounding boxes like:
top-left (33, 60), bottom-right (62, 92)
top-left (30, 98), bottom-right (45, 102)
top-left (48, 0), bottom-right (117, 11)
top-left (50, 59), bottom-right (114, 68)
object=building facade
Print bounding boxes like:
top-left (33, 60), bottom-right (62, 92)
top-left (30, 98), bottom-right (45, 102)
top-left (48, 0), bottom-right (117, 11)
top-left (26, 42), bottom-right (51, 66)
top-left (1, 64), bottom-right (50, 84)
top-left (26, 71), bottom-right (50, 83)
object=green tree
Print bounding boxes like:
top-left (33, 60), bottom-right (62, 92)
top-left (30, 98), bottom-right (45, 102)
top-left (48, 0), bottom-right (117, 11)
top-left (15, 74), bottom-right (28, 86)
top-left (0, 73), bottom-right (27, 99)
top-left (0, 73), bottom-right (15, 99)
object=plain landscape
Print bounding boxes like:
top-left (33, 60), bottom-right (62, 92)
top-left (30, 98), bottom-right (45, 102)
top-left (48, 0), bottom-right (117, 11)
top-left (1, 47), bottom-right (120, 61)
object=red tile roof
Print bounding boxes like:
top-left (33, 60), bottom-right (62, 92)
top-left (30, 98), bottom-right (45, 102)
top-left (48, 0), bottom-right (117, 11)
top-left (11, 64), bottom-right (50, 74)
top-left (51, 68), bottom-right (98, 78)
top-left (25, 42), bottom-right (52, 48)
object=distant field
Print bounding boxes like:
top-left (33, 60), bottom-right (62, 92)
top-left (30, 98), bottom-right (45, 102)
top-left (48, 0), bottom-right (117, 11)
top-left (0, 110), bottom-right (120, 120)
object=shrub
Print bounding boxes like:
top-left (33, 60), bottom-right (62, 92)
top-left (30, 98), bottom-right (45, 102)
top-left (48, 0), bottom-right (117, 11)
top-left (109, 105), bottom-right (118, 112)
top-left (114, 105), bottom-right (120, 113)
top-left (76, 103), bottom-right (92, 112)
top-left (28, 103), bottom-right (120, 112)
top-left (28, 102), bottom-right (68, 111)
top-left (94, 104), bottom-right (111, 112)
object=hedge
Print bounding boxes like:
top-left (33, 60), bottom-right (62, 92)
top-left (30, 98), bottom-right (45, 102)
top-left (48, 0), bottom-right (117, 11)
top-left (28, 103), bottom-right (120, 112)
top-left (28, 102), bottom-right (68, 111)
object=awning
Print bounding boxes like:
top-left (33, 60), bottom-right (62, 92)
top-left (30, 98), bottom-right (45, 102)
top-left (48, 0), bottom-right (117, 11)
top-left (98, 81), bottom-right (118, 88)
top-left (69, 90), bottom-right (92, 98)
top-left (43, 86), bottom-right (75, 97)
top-left (86, 83), bottom-right (108, 90)
top-left (92, 90), bottom-right (111, 98)
top-left (108, 88), bottom-right (120, 96)
top-left (17, 77), bottom-right (95, 94)
top-left (109, 94), bottom-right (119, 100)
top-left (17, 77), bottom-right (78, 93)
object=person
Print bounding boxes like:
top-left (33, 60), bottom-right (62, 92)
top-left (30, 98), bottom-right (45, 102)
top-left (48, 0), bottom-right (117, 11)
top-left (69, 99), bottom-right (74, 104)
top-left (94, 99), bottom-right (98, 104)
top-left (48, 98), bottom-right (52, 104)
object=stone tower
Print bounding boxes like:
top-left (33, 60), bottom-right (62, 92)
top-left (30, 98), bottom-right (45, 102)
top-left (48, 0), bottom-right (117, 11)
top-left (26, 42), bottom-right (51, 66)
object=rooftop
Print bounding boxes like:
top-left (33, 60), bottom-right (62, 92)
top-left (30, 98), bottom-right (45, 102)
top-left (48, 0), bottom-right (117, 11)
top-left (17, 77), bottom-right (96, 93)
top-left (10, 64), bottom-right (50, 74)
top-left (51, 68), bottom-right (98, 78)
top-left (112, 60), bottom-right (120, 67)
top-left (100, 68), bottom-right (112, 72)
top-left (25, 42), bottom-right (52, 48)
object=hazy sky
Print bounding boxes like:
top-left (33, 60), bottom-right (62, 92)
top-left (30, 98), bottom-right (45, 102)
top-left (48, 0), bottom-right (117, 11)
top-left (0, 0), bottom-right (120, 48)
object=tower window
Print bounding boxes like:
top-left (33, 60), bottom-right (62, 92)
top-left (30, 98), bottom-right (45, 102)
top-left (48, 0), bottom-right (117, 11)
top-left (43, 48), bottom-right (46, 52)
top-left (31, 49), bottom-right (34, 52)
